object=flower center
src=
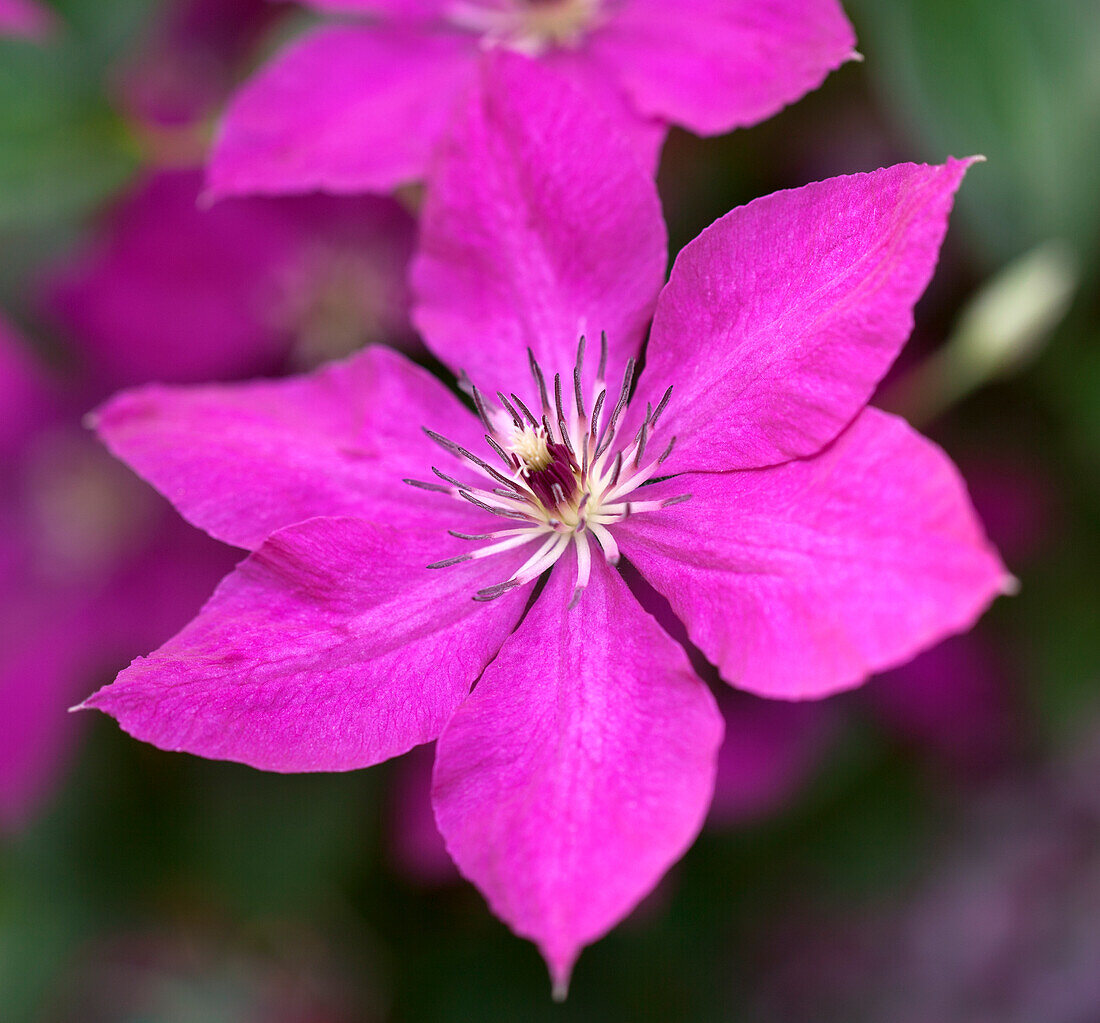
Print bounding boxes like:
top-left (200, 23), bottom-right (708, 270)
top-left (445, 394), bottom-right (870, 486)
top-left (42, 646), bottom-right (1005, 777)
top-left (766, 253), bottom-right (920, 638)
top-left (268, 246), bottom-right (391, 371)
top-left (405, 334), bottom-right (689, 605)
top-left (446, 0), bottom-right (604, 55)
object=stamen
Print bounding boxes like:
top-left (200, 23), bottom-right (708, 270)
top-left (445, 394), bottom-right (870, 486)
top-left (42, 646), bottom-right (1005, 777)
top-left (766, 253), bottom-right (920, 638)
top-left (633, 419), bottom-right (649, 468)
top-left (651, 385), bottom-right (673, 429)
top-left (458, 491), bottom-right (535, 520)
top-left (510, 392), bottom-right (540, 428)
top-left (588, 521), bottom-right (619, 564)
top-left (528, 347), bottom-right (551, 411)
top-left (414, 333), bottom-right (686, 603)
top-left (473, 579), bottom-right (521, 603)
top-left (404, 477), bottom-right (453, 493)
top-left (471, 385), bottom-right (497, 435)
top-left (568, 530), bottom-right (592, 609)
top-left (496, 391), bottom-right (523, 427)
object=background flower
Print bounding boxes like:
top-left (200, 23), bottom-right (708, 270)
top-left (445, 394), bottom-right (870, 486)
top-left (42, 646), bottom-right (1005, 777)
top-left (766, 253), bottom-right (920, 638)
top-left (206, 0), bottom-right (855, 198)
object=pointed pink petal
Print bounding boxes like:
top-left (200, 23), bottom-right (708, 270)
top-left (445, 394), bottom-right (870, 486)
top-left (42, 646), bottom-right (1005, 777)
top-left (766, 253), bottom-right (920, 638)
top-left (587, 0), bottom-right (855, 135)
top-left (433, 555), bottom-right (722, 993)
top-left (616, 409), bottom-right (1011, 700)
top-left (413, 51), bottom-right (667, 395)
top-left (207, 25), bottom-right (476, 199)
top-left (92, 346), bottom-right (487, 550)
top-left (539, 48), bottom-right (668, 174)
top-left (642, 160), bottom-right (977, 473)
top-left (82, 517), bottom-right (530, 772)
top-left (0, 0), bottom-right (53, 39)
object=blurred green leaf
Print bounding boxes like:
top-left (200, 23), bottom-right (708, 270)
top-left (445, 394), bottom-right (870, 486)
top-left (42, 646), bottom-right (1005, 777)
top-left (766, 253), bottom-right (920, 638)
top-left (848, 0), bottom-right (1100, 265)
top-left (0, 39), bottom-right (137, 230)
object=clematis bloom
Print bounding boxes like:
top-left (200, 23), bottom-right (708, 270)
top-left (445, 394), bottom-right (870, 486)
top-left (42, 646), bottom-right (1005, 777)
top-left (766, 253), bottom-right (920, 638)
top-left (84, 58), bottom-right (1008, 992)
top-left (207, 0), bottom-right (856, 198)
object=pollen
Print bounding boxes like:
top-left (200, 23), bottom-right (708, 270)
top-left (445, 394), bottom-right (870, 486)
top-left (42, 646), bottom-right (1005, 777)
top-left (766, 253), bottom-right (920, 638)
top-left (508, 422), bottom-right (553, 473)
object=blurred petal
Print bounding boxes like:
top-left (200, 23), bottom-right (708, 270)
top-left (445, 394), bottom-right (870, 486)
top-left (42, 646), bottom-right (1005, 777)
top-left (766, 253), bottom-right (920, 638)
top-left (299, 0), bottom-right (450, 17)
top-left (0, 597), bottom-right (86, 829)
top-left (0, 315), bottom-right (54, 455)
top-left (387, 742), bottom-right (458, 885)
top-left (587, 0), bottom-right (855, 134)
top-left (44, 170), bottom-right (418, 389)
top-left (709, 694), bottom-right (835, 826)
top-left (82, 518), bottom-right (530, 772)
top-left (413, 52), bottom-right (667, 394)
top-left (617, 409), bottom-right (1010, 700)
top-left (46, 170), bottom-right (299, 387)
top-left (867, 631), bottom-right (1017, 774)
top-left (433, 555), bottom-right (722, 994)
top-left (642, 160), bottom-right (976, 473)
top-left (92, 346), bottom-right (487, 550)
top-left (207, 25), bottom-right (476, 199)
top-left (0, 0), bottom-right (53, 39)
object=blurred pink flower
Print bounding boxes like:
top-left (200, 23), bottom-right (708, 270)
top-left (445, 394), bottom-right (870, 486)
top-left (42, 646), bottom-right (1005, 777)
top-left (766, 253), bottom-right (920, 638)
top-left (387, 742), bottom-right (458, 885)
top-left (710, 695), bottom-right (837, 826)
top-left (116, 0), bottom-right (282, 131)
top-left (207, 0), bottom-right (856, 198)
top-left (961, 455), bottom-right (1058, 566)
top-left (0, 0), bottom-right (52, 40)
top-left (82, 58), bottom-right (1007, 991)
top-left (751, 719), bottom-right (1100, 1023)
top-left (0, 321), bottom-right (238, 830)
top-left (44, 169), bottom-right (418, 391)
top-left (867, 631), bottom-right (1018, 776)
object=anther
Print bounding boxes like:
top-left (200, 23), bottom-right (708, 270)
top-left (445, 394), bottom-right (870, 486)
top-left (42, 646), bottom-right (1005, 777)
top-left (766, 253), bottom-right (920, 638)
top-left (528, 347), bottom-right (551, 411)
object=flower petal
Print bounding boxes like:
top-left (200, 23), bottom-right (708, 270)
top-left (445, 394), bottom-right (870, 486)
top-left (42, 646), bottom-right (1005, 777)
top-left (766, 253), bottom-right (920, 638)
top-left (413, 51), bottom-right (667, 396)
top-left (81, 517), bottom-right (530, 772)
top-left (92, 346), bottom-right (488, 550)
top-left (587, 0), bottom-right (855, 135)
top-left (0, 596), bottom-right (86, 829)
top-left (299, 0), bottom-right (449, 17)
top-left (709, 693), bottom-right (835, 826)
top-left (0, 316), bottom-right (54, 456)
top-left (641, 160), bottom-right (977, 473)
top-left (0, 0), bottom-right (53, 39)
top-left (207, 25), bottom-right (476, 199)
top-left (44, 169), bottom-right (418, 389)
top-left (540, 48), bottom-right (668, 174)
top-left (432, 554), bottom-right (722, 995)
top-left (616, 408), bottom-right (1011, 700)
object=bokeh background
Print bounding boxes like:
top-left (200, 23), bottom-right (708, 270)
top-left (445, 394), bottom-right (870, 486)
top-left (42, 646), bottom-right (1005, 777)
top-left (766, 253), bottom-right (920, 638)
top-left (2, 1), bottom-right (1099, 1019)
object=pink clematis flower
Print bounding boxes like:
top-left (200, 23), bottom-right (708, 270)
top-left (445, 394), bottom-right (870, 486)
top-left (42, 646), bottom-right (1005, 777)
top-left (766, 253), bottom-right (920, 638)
top-left (117, 0), bottom-right (282, 131)
top-left (84, 58), bottom-right (1008, 992)
top-left (0, 0), bottom-right (52, 40)
top-left (206, 0), bottom-right (856, 198)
